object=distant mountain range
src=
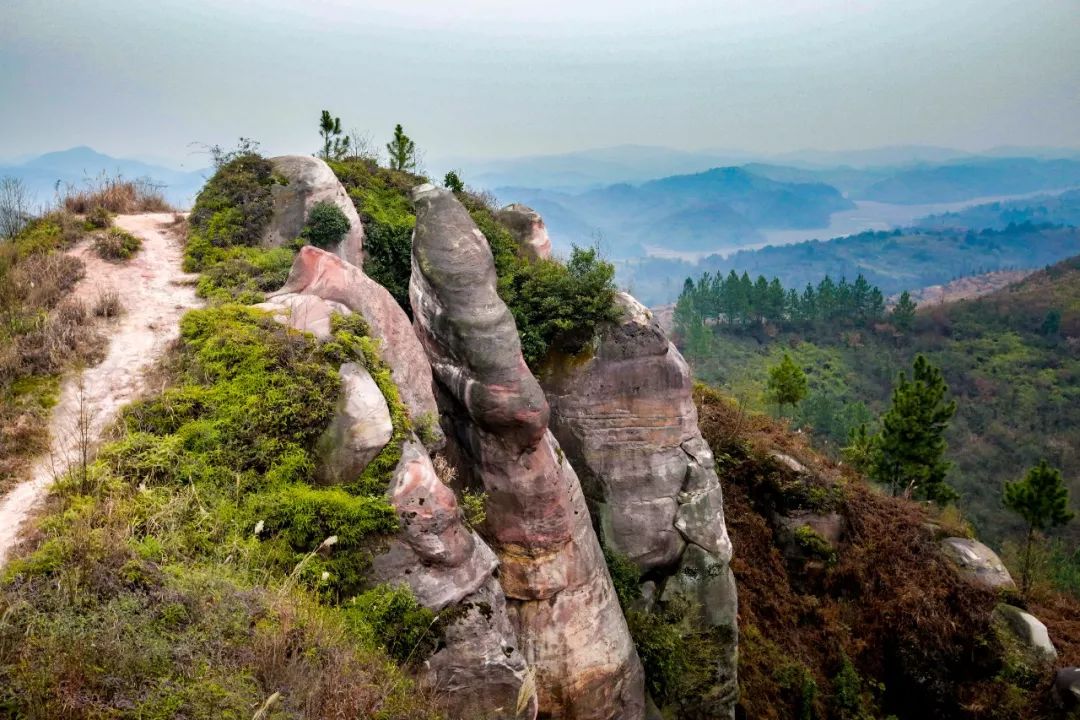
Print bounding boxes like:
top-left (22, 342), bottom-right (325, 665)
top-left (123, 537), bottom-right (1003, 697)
top-left (0, 147), bottom-right (209, 209)
top-left (446, 143), bottom-right (1080, 192)
top-left (502, 166), bottom-right (854, 257)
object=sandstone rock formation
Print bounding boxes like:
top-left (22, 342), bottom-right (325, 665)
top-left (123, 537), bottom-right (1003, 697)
top-left (370, 440), bottom-right (537, 720)
top-left (539, 291), bottom-right (739, 717)
top-left (315, 362), bottom-right (393, 485)
top-left (270, 246), bottom-right (443, 448)
top-left (411, 184), bottom-right (645, 720)
top-left (261, 242), bottom-right (530, 717)
top-left (940, 537), bottom-right (1017, 592)
top-left (254, 292), bottom-right (349, 340)
top-left (495, 203), bottom-right (552, 261)
top-left (266, 155), bottom-right (365, 266)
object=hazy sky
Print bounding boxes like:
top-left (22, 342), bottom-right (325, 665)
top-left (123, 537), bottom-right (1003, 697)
top-left (1, 0), bottom-right (1078, 167)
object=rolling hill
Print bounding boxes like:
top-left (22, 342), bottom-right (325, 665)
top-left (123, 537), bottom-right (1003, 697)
top-left (502, 166), bottom-right (854, 256)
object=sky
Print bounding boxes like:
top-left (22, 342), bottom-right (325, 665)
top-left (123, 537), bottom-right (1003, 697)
top-left (1, 0), bottom-right (1078, 168)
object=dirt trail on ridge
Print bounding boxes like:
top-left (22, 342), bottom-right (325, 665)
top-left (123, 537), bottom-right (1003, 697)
top-left (0, 213), bottom-right (201, 566)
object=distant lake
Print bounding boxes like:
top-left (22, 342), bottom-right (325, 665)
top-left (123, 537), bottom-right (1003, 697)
top-left (642, 187), bottom-right (1078, 262)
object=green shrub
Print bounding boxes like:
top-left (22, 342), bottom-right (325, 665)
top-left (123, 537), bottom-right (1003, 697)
top-left (501, 246), bottom-right (623, 368)
top-left (185, 153), bottom-right (276, 272)
top-left (300, 200), bottom-right (350, 249)
top-left (85, 205), bottom-right (111, 229)
top-left (94, 226), bottom-right (142, 261)
top-left (362, 222), bottom-right (414, 314)
top-left (603, 544), bottom-right (642, 609)
top-left (344, 584), bottom-right (437, 665)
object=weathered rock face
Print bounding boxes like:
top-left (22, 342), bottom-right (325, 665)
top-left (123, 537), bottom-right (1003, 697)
top-left (266, 155), bottom-right (365, 266)
top-left (940, 537), bottom-right (1017, 592)
top-left (540, 291), bottom-right (738, 717)
top-left (271, 246), bottom-right (443, 448)
top-left (254, 292), bottom-right (350, 340)
top-left (411, 184), bottom-right (645, 720)
top-left (369, 439), bottom-right (537, 720)
top-left (314, 362), bottom-right (393, 485)
top-left (993, 604), bottom-right (1058, 663)
top-left (495, 203), bottom-right (552, 261)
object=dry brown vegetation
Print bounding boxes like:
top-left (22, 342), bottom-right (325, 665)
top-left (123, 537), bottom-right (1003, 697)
top-left (0, 212), bottom-right (106, 490)
top-left (62, 174), bottom-right (173, 215)
top-left (694, 385), bottom-right (1069, 719)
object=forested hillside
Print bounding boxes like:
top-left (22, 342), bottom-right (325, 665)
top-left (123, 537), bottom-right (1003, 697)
top-left (623, 222), bottom-right (1080, 305)
top-left (675, 255), bottom-right (1080, 553)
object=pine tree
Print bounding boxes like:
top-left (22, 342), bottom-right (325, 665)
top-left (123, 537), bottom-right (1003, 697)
top-left (766, 352), bottom-right (808, 417)
top-left (318, 110), bottom-right (350, 161)
top-left (1003, 460), bottom-right (1074, 596)
top-left (842, 423), bottom-right (877, 473)
top-left (443, 170), bottom-right (465, 193)
top-left (891, 291), bottom-right (917, 333)
top-left (871, 355), bottom-right (957, 501)
top-left (386, 124), bottom-right (417, 172)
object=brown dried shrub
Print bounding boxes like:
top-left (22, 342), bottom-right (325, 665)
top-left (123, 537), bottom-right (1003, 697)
top-left (694, 384), bottom-right (1049, 719)
top-left (62, 174), bottom-right (173, 214)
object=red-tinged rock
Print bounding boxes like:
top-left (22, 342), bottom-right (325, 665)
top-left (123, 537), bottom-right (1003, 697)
top-left (495, 203), bottom-right (552, 261)
top-left (271, 246), bottom-right (443, 448)
top-left (369, 439), bottom-right (536, 720)
top-left (410, 184), bottom-right (645, 720)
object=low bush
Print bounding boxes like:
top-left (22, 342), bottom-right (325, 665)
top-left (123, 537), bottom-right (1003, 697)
top-left (85, 204), bottom-right (111, 229)
top-left (94, 226), bottom-right (142, 260)
top-left (185, 153), bottom-right (277, 272)
top-left (62, 173), bottom-right (172, 214)
top-left (0, 213), bottom-right (103, 489)
top-left (300, 200), bottom-right (350, 249)
top-left (93, 287), bottom-right (123, 318)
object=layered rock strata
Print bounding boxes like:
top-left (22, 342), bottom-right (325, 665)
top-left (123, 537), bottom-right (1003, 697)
top-left (261, 248), bottom-right (526, 717)
top-left (410, 184), bottom-right (645, 720)
top-left (539, 292), bottom-right (739, 717)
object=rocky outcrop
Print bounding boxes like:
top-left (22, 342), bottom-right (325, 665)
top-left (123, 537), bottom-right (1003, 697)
top-left (370, 440), bottom-right (537, 720)
top-left (266, 155), bottom-right (365, 266)
top-left (540, 291), bottom-right (738, 717)
top-left (1053, 667), bottom-right (1080, 709)
top-left (270, 246), bottom-right (443, 448)
top-left (411, 184), bottom-right (645, 720)
top-left (993, 604), bottom-right (1058, 662)
top-left (940, 537), bottom-right (1017, 592)
top-left (314, 362), bottom-right (393, 485)
top-left (254, 292), bottom-right (350, 340)
top-left (495, 203), bottom-right (552, 261)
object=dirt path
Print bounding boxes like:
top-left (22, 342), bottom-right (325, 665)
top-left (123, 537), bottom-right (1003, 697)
top-left (0, 213), bottom-right (201, 566)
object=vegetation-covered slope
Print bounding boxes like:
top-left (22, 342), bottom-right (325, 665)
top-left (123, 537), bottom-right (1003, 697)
top-left (695, 385), bottom-right (1079, 720)
top-left (677, 255), bottom-right (1080, 552)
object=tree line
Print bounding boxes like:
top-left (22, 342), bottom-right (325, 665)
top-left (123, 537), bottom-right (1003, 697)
top-left (675, 271), bottom-right (890, 332)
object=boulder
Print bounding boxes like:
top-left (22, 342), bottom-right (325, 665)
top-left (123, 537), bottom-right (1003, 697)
top-left (253, 293), bottom-right (350, 340)
top-left (540, 290), bottom-right (738, 718)
top-left (940, 537), bottom-right (1016, 592)
top-left (411, 184), bottom-right (645, 720)
top-left (266, 155), bottom-right (364, 266)
top-left (368, 440), bottom-right (535, 720)
top-left (993, 604), bottom-right (1058, 662)
top-left (315, 362), bottom-right (393, 484)
top-left (495, 203), bottom-right (552, 261)
top-left (1052, 667), bottom-right (1080, 708)
top-left (271, 246), bottom-right (443, 449)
